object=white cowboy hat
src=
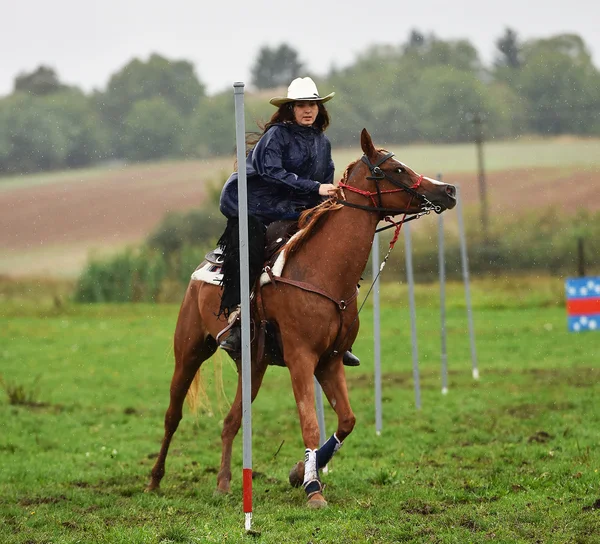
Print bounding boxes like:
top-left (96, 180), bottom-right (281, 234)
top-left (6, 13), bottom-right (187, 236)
top-left (269, 77), bottom-right (335, 107)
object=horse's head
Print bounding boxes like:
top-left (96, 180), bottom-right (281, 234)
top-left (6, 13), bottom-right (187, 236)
top-left (340, 129), bottom-right (456, 217)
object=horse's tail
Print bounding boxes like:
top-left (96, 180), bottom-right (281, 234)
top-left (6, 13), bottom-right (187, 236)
top-left (185, 355), bottom-right (230, 417)
top-left (185, 368), bottom-right (206, 415)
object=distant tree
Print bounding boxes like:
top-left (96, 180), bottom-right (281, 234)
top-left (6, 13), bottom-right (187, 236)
top-left (494, 28), bottom-right (522, 69)
top-left (522, 33), bottom-right (592, 66)
top-left (99, 54), bottom-right (204, 126)
top-left (515, 34), bottom-right (600, 134)
top-left (0, 90), bottom-right (110, 173)
top-left (402, 36), bottom-right (481, 73)
top-left (413, 67), bottom-right (490, 142)
top-left (0, 94), bottom-right (68, 173)
top-left (44, 90), bottom-right (111, 167)
top-left (403, 29), bottom-right (427, 54)
top-left (13, 65), bottom-right (70, 96)
top-left (251, 44), bottom-right (304, 89)
top-left (122, 97), bottom-right (186, 161)
top-left (188, 92), bottom-right (235, 157)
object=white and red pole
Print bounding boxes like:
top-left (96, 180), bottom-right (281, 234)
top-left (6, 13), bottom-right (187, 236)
top-left (233, 82), bottom-right (253, 531)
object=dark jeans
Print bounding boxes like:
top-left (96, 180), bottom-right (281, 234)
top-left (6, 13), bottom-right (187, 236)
top-left (217, 216), bottom-right (266, 318)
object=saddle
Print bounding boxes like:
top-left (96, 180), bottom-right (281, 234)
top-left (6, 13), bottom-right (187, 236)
top-left (191, 220), bottom-right (298, 285)
top-left (264, 220), bottom-right (299, 263)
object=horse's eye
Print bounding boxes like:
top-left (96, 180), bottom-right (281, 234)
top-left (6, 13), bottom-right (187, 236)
top-left (396, 167), bottom-right (404, 174)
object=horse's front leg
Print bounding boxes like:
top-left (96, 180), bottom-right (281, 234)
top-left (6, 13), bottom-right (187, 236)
top-left (316, 356), bottom-right (356, 444)
top-left (289, 356), bottom-right (356, 491)
top-left (216, 356), bottom-right (268, 494)
top-left (287, 354), bottom-right (328, 508)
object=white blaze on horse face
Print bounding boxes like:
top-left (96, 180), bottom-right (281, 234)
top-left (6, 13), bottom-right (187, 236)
top-left (293, 101), bottom-right (319, 126)
top-left (423, 176), bottom-right (447, 186)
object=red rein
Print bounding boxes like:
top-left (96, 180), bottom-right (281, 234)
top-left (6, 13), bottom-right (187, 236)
top-left (337, 174), bottom-right (424, 250)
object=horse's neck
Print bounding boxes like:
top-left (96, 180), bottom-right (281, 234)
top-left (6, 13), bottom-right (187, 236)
top-left (290, 205), bottom-right (379, 297)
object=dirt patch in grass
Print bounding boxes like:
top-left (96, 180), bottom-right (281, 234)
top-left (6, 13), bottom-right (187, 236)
top-left (582, 498), bottom-right (600, 511)
top-left (401, 499), bottom-right (442, 515)
top-left (19, 495), bottom-right (68, 506)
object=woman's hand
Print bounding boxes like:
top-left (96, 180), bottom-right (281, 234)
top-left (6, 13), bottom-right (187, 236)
top-left (318, 183), bottom-right (337, 196)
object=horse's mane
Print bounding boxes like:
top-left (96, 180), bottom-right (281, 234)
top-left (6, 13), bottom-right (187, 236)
top-left (283, 159), bottom-right (359, 258)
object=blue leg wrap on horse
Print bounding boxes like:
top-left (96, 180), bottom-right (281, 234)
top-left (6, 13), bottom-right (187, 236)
top-left (303, 448), bottom-right (321, 496)
top-left (316, 433), bottom-right (343, 469)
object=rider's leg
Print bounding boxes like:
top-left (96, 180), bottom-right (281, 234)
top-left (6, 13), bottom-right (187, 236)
top-left (342, 348), bottom-right (360, 367)
top-left (218, 216), bottom-right (266, 354)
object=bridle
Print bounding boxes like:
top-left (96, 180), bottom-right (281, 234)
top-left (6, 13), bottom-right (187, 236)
top-left (337, 151), bottom-right (442, 219)
top-left (331, 150), bottom-right (443, 350)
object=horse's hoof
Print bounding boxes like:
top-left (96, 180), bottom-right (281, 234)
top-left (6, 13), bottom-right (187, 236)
top-left (213, 487), bottom-right (229, 497)
top-left (289, 461), bottom-right (305, 488)
top-left (145, 482), bottom-right (159, 493)
top-left (307, 493), bottom-right (328, 509)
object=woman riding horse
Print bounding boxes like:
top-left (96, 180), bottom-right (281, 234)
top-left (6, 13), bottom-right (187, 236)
top-left (147, 126), bottom-right (457, 507)
top-left (217, 77), bottom-right (360, 367)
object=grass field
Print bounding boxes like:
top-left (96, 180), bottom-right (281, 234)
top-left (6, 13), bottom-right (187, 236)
top-left (1, 277), bottom-right (599, 543)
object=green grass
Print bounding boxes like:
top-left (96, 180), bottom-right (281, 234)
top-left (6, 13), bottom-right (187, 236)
top-left (1, 278), bottom-right (599, 543)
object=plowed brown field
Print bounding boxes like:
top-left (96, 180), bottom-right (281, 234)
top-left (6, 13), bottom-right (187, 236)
top-left (1, 146), bottom-right (599, 278)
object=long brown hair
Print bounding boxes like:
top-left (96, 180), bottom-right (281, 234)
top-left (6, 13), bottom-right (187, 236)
top-left (245, 102), bottom-right (331, 152)
top-left (264, 102), bottom-right (330, 133)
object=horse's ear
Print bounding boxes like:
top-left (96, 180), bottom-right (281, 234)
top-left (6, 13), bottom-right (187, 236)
top-left (360, 128), bottom-right (376, 159)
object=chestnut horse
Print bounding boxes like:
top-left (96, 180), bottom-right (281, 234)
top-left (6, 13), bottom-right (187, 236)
top-left (147, 129), bottom-right (457, 507)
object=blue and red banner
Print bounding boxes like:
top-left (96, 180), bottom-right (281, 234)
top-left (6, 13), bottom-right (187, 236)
top-left (565, 277), bottom-right (600, 332)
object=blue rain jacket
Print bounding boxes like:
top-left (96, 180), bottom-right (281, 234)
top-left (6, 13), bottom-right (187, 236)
top-left (219, 122), bottom-right (335, 224)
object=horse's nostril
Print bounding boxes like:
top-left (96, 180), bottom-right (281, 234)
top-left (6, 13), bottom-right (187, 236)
top-left (446, 185), bottom-right (456, 198)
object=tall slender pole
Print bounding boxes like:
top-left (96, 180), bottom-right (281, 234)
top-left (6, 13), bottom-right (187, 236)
top-left (437, 174), bottom-right (448, 395)
top-left (404, 224), bottom-right (421, 409)
top-left (456, 185), bottom-right (479, 380)
top-left (372, 232), bottom-right (382, 434)
top-left (472, 112), bottom-right (489, 243)
top-left (314, 377), bottom-right (328, 472)
top-left (233, 82), bottom-right (253, 531)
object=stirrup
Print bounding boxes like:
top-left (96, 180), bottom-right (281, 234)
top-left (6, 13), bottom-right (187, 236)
top-left (342, 350), bottom-right (360, 367)
top-left (219, 324), bottom-right (241, 354)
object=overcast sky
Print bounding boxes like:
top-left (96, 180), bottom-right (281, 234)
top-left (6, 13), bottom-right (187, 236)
top-left (3, 0), bottom-right (599, 97)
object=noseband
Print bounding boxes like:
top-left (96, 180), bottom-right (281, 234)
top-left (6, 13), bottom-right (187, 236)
top-left (337, 152), bottom-right (441, 217)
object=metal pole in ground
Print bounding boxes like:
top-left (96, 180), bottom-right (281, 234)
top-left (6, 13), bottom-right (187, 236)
top-left (403, 223), bottom-right (421, 409)
top-left (233, 82), bottom-right (253, 531)
top-left (456, 185), bottom-right (479, 380)
top-left (314, 378), bottom-right (328, 472)
top-left (437, 174), bottom-right (448, 395)
top-left (372, 232), bottom-right (382, 434)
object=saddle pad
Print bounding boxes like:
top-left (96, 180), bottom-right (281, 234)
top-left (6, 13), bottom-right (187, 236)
top-left (259, 227), bottom-right (305, 286)
top-left (259, 251), bottom-right (286, 286)
top-left (191, 261), bottom-right (223, 285)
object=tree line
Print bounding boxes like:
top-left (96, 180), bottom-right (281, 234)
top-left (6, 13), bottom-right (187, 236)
top-left (1, 29), bottom-right (599, 175)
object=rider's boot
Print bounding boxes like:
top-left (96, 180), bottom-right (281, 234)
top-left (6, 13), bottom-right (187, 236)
top-left (219, 307), bottom-right (241, 356)
top-left (342, 348), bottom-right (360, 367)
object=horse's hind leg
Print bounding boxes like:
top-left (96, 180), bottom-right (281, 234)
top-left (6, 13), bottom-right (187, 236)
top-left (147, 288), bottom-right (217, 492)
top-left (216, 356), bottom-right (268, 494)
